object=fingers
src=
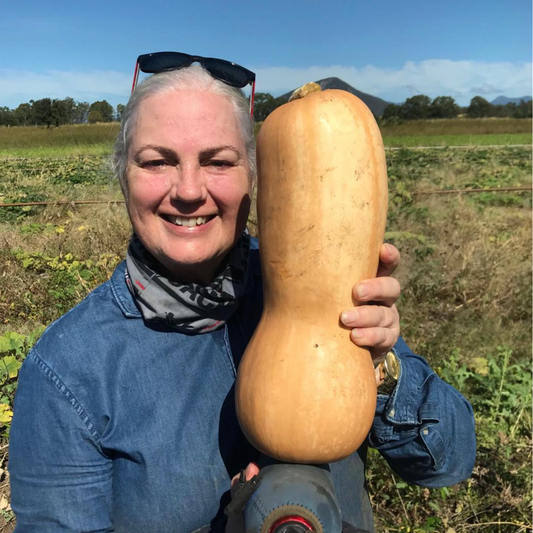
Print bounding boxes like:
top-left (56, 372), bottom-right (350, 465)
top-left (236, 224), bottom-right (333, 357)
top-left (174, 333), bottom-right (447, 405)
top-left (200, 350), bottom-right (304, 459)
top-left (352, 276), bottom-right (401, 308)
top-left (349, 318), bottom-right (400, 356)
top-left (341, 304), bottom-right (399, 330)
top-left (231, 462), bottom-right (260, 489)
top-left (341, 304), bottom-right (400, 356)
top-left (377, 243), bottom-right (400, 278)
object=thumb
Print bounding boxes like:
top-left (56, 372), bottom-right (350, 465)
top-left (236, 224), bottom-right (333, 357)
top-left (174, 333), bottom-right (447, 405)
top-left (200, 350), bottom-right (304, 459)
top-left (231, 462), bottom-right (260, 489)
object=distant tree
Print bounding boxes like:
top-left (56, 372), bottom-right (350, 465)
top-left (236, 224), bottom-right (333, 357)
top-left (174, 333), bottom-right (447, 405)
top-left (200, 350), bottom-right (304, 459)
top-left (14, 103), bottom-right (33, 126)
top-left (88, 109), bottom-right (104, 124)
top-left (467, 96), bottom-right (491, 118)
top-left (399, 95), bottom-right (431, 120)
top-left (0, 106), bottom-right (17, 126)
top-left (514, 99), bottom-right (532, 119)
top-left (116, 104), bottom-right (125, 122)
top-left (490, 102), bottom-right (515, 118)
top-left (51, 99), bottom-right (71, 127)
top-left (32, 98), bottom-right (53, 127)
top-left (73, 102), bottom-right (90, 124)
top-left (88, 100), bottom-right (114, 123)
top-left (429, 96), bottom-right (459, 119)
top-left (62, 97), bottom-right (76, 123)
top-left (381, 103), bottom-right (401, 123)
top-left (253, 93), bottom-right (284, 122)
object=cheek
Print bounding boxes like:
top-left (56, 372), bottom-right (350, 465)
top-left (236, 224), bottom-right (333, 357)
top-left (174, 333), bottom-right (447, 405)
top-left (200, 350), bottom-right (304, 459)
top-left (209, 174), bottom-right (251, 215)
top-left (128, 174), bottom-right (170, 215)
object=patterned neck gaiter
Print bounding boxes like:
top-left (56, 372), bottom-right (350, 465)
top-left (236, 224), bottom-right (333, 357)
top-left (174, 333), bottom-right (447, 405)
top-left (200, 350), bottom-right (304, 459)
top-left (125, 231), bottom-right (251, 334)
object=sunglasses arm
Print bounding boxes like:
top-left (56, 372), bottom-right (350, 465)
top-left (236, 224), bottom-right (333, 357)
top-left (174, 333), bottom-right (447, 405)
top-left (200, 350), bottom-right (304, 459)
top-left (250, 79), bottom-right (256, 119)
top-left (131, 61), bottom-right (140, 94)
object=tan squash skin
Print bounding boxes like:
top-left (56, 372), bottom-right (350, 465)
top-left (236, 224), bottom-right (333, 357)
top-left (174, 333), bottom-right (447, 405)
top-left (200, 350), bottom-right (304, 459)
top-left (236, 89), bottom-right (388, 463)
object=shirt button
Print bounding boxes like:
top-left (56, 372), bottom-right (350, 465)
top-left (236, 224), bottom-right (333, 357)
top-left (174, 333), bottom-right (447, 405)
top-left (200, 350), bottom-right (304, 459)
top-left (389, 409), bottom-right (395, 417)
top-left (422, 428), bottom-right (429, 435)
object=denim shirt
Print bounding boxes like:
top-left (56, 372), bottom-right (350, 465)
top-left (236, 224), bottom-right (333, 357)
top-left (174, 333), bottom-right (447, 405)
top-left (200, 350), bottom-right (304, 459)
top-left (9, 242), bottom-right (475, 533)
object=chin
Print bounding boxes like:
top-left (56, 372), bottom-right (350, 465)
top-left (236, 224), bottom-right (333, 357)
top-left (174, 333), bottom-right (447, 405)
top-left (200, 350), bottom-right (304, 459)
top-left (159, 249), bottom-right (225, 283)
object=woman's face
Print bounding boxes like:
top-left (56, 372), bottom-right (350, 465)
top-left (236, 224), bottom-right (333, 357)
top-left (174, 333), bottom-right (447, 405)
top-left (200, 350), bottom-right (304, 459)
top-left (126, 89), bottom-right (251, 284)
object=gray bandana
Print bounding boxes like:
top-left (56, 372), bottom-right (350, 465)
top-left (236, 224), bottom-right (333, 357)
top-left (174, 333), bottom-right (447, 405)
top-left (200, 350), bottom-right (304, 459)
top-left (125, 232), bottom-right (251, 333)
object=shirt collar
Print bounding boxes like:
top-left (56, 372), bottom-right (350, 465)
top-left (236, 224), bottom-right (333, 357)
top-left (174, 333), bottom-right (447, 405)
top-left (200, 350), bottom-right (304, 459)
top-left (110, 261), bottom-right (142, 318)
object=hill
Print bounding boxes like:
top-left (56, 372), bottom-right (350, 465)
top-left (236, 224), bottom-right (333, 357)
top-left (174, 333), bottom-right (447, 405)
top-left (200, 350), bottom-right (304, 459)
top-left (491, 95), bottom-right (532, 105)
top-left (280, 77), bottom-right (391, 117)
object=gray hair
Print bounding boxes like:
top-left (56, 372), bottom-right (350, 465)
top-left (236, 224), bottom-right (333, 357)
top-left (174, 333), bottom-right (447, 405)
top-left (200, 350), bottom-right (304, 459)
top-left (113, 64), bottom-right (256, 200)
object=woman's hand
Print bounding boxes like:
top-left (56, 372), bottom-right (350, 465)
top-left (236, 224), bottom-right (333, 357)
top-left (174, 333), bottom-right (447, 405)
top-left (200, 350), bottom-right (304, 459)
top-left (226, 463), bottom-right (260, 533)
top-left (340, 243), bottom-right (401, 364)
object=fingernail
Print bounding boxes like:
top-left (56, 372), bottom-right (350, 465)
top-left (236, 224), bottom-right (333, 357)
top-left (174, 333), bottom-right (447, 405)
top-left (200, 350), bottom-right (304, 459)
top-left (351, 329), bottom-right (365, 339)
top-left (357, 284), bottom-right (370, 298)
top-left (341, 311), bottom-right (358, 324)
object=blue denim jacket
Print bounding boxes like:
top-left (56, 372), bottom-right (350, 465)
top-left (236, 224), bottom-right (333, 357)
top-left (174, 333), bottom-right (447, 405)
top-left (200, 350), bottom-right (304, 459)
top-left (9, 241), bottom-right (475, 532)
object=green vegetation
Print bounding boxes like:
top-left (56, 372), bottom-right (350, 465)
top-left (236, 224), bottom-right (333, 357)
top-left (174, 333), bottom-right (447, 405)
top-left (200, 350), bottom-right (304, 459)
top-left (380, 118), bottom-right (532, 137)
top-left (382, 94), bottom-right (532, 122)
top-left (1, 119), bottom-right (531, 159)
top-left (0, 123), bottom-right (119, 156)
top-left (384, 133), bottom-right (532, 148)
top-left (0, 141), bottom-right (531, 531)
top-left (0, 97), bottom-right (120, 127)
top-left (252, 90), bottom-right (533, 123)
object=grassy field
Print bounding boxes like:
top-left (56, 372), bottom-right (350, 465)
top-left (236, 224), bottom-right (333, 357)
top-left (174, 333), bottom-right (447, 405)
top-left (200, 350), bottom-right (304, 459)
top-left (379, 117), bottom-right (532, 136)
top-left (0, 118), bottom-right (531, 158)
top-left (383, 133), bottom-right (532, 147)
top-left (0, 133), bottom-right (531, 530)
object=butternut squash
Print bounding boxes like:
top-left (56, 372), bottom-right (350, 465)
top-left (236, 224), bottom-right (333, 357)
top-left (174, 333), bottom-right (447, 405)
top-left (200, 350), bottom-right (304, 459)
top-left (236, 88), bottom-right (388, 463)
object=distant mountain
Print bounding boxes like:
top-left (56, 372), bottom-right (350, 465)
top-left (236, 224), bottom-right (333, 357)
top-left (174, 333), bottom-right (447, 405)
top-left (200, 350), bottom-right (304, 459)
top-left (280, 77), bottom-right (391, 117)
top-left (491, 95), bottom-right (532, 105)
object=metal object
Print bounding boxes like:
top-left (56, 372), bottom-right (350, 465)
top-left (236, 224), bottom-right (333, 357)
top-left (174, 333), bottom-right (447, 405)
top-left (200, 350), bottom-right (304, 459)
top-left (243, 464), bottom-right (342, 533)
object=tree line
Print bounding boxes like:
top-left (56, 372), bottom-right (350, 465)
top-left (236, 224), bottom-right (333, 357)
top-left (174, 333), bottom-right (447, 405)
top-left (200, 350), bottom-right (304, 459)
top-left (381, 95), bottom-right (532, 122)
top-left (1, 93), bottom-right (531, 127)
top-left (252, 93), bottom-right (532, 123)
top-left (0, 98), bottom-right (125, 127)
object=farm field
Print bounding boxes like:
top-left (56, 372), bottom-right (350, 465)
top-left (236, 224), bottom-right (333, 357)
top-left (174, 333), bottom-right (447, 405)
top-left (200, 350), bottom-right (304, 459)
top-left (0, 141), bottom-right (531, 531)
top-left (0, 118), bottom-right (531, 157)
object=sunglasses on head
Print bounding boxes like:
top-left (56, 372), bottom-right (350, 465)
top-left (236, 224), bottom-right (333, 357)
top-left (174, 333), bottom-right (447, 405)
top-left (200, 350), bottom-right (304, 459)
top-left (132, 51), bottom-right (256, 117)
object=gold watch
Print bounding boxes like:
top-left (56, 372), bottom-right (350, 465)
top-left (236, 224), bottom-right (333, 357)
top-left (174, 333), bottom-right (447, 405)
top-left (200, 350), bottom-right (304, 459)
top-left (377, 351), bottom-right (400, 395)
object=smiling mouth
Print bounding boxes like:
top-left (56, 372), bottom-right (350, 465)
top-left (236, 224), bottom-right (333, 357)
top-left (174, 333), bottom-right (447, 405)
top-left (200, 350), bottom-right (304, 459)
top-left (162, 214), bottom-right (216, 227)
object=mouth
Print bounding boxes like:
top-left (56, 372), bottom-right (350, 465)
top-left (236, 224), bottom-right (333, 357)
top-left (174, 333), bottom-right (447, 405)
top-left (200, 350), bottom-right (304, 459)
top-left (161, 214), bottom-right (217, 228)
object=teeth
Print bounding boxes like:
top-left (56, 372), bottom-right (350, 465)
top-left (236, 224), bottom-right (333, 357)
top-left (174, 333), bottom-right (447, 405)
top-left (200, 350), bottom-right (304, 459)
top-left (171, 216), bottom-right (209, 227)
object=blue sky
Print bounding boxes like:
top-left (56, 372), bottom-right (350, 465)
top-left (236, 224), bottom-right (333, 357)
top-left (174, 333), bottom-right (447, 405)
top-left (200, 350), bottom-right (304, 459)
top-left (1, 0), bottom-right (531, 109)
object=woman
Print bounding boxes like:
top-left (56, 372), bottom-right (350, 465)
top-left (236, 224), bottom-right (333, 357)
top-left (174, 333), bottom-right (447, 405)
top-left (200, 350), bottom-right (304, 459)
top-left (9, 54), bottom-right (475, 533)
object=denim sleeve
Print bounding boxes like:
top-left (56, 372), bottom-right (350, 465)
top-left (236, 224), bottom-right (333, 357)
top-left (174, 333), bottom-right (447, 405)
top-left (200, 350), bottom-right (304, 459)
top-left (368, 337), bottom-right (476, 488)
top-left (9, 349), bottom-right (113, 532)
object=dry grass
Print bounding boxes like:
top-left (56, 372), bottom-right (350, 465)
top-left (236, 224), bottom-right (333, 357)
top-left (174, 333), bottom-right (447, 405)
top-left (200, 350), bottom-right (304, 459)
top-left (0, 146), bottom-right (531, 531)
top-left (0, 123), bottom-right (119, 149)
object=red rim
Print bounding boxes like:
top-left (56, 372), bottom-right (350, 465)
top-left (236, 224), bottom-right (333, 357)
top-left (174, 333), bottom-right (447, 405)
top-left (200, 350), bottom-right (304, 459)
top-left (269, 515), bottom-right (314, 533)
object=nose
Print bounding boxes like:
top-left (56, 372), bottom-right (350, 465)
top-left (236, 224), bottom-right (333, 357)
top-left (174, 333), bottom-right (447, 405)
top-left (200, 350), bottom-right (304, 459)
top-left (169, 162), bottom-right (207, 204)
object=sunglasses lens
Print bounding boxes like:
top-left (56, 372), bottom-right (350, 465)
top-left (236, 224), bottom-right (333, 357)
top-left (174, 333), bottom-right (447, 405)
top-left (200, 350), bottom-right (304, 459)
top-left (203, 59), bottom-right (253, 88)
top-left (139, 52), bottom-right (192, 73)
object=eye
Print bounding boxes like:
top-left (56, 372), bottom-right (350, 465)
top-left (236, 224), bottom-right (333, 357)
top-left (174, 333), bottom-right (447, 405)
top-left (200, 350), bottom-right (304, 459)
top-left (141, 159), bottom-right (170, 169)
top-left (208, 160), bottom-right (234, 169)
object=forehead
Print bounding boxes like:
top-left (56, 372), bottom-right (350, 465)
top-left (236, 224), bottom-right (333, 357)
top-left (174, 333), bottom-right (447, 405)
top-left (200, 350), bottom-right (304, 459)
top-left (132, 89), bottom-right (245, 149)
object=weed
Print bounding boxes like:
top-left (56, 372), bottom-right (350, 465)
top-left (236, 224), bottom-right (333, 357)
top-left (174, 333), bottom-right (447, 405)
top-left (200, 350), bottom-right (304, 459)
top-left (0, 328), bottom-right (45, 438)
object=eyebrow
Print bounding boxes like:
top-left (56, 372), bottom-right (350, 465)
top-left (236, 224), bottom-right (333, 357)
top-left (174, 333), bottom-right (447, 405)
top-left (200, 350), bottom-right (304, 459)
top-left (133, 145), bottom-right (177, 163)
top-left (133, 144), bottom-right (242, 163)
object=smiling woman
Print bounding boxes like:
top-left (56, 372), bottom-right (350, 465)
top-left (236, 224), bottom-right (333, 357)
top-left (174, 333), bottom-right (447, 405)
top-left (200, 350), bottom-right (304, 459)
top-left (8, 57), bottom-right (475, 533)
top-left (125, 89), bottom-right (252, 284)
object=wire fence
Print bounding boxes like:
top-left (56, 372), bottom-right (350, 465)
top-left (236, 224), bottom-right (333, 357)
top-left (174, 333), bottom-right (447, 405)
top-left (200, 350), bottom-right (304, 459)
top-left (0, 186), bottom-right (531, 208)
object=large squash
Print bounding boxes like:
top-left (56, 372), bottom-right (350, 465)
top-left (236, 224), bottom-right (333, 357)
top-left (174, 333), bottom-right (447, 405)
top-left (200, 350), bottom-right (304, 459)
top-left (236, 88), bottom-right (388, 463)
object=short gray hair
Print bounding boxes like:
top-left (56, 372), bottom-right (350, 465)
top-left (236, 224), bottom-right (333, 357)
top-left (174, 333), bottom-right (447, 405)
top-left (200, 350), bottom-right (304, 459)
top-left (113, 64), bottom-right (256, 199)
